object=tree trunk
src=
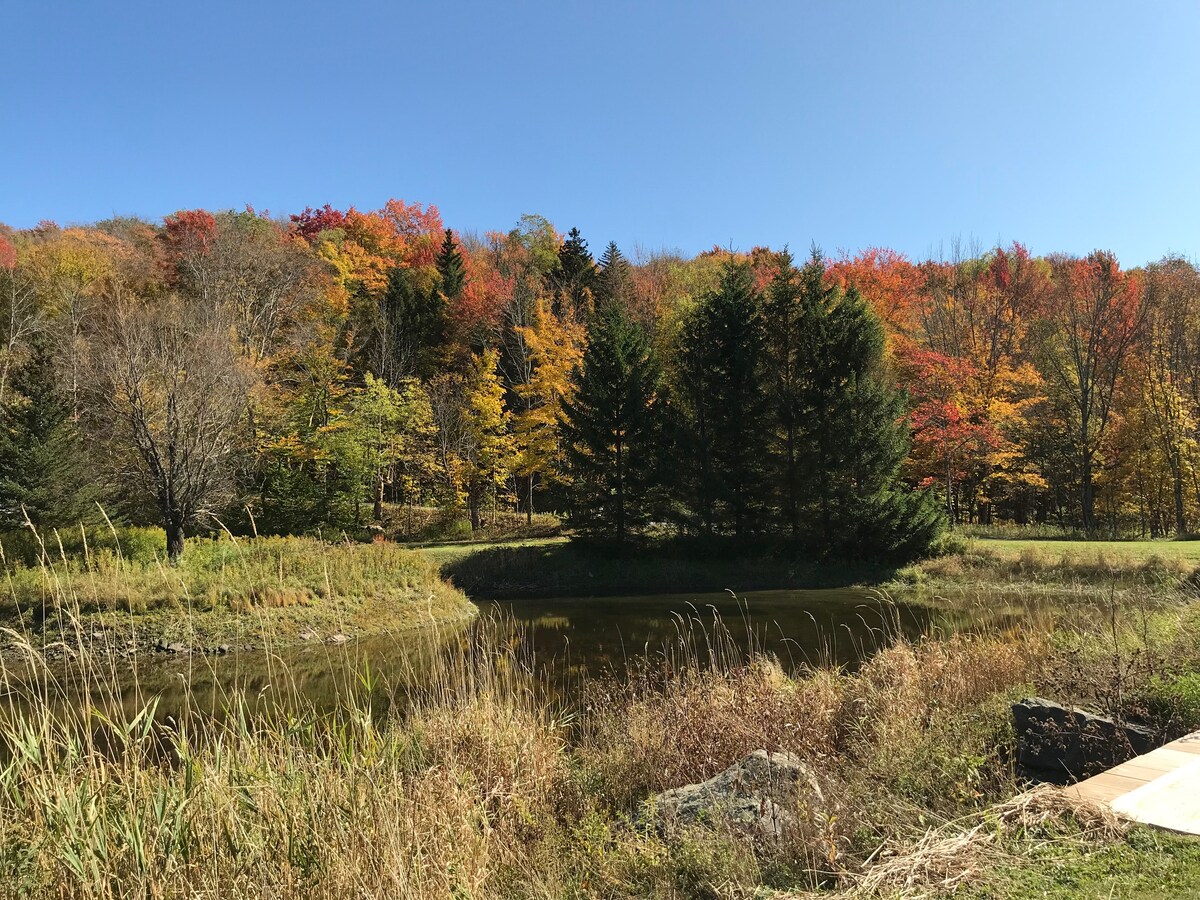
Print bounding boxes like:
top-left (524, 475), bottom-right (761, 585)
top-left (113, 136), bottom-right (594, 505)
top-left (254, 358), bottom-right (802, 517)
top-left (1174, 455), bottom-right (1186, 536)
top-left (469, 493), bottom-right (482, 531)
top-left (946, 458), bottom-right (955, 525)
top-left (373, 473), bottom-right (385, 522)
top-left (615, 438), bottom-right (624, 542)
top-left (1080, 454), bottom-right (1095, 534)
top-left (785, 421), bottom-right (797, 539)
top-left (165, 517), bottom-right (186, 562)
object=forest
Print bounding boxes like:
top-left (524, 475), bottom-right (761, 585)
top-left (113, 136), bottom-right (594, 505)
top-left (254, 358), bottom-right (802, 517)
top-left (1, 200), bottom-right (1197, 559)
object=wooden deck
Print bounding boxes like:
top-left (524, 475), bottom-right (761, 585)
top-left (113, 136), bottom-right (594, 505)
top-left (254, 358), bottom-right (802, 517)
top-left (1067, 731), bottom-right (1200, 834)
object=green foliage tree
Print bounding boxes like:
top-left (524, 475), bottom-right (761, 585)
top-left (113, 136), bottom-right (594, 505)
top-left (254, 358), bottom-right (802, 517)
top-left (672, 262), bottom-right (771, 536)
top-left (436, 229), bottom-right (465, 301)
top-left (548, 227), bottom-right (597, 321)
top-left (0, 337), bottom-right (102, 529)
top-left (791, 251), bottom-right (944, 558)
top-left (761, 248), bottom-right (805, 537)
top-left (319, 374), bottom-right (435, 523)
top-left (559, 302), bottom-right (662, 542)
top-left (373, 265), bottom-right (446, 383)
top-left (596, 241), bottom-right (633, 309)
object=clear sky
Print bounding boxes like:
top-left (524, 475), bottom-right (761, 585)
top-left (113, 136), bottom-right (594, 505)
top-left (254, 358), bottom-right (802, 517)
top-left (2, 1), bottom-right (1198, 265)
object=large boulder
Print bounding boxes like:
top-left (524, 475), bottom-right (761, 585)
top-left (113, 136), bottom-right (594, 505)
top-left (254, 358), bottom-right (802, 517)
top-left (1013, 697), bottom-right (1157, 781)
top-left (650, 750), bottom-right (828, 841)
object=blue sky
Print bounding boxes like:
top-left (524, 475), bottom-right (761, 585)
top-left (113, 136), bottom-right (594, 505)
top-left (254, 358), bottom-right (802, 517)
top-left (2, 1), bottom-right (1197, 264)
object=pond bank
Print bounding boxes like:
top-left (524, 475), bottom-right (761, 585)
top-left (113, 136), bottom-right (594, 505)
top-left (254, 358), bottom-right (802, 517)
top-left (436, 537), bottom-right (904, 599)
top-left (0, 535), bottom-right (478, 660)
top-left (3, 530), bottom-right (1200, 895)
top-left (429, 534), bottom-right (1200, 602)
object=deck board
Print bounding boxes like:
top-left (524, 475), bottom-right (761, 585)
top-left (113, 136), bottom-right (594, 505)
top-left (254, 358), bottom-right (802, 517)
top-left (1068, 732), bottom-right (1200, 834)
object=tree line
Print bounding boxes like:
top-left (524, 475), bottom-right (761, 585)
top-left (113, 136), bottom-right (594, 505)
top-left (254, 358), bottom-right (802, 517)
top-left (0, 203), bottom-right (1196, 560)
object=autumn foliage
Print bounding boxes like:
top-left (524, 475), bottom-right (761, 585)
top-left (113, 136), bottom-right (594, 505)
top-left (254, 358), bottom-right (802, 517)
top-left (1, 200), bottom-right (1198, 547)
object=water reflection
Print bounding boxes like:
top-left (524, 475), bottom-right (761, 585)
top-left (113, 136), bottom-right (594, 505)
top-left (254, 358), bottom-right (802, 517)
top-left (3, 587), bottom-right (1042, 725)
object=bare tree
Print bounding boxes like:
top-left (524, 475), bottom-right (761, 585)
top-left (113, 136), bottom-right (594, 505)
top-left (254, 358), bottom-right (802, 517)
top-left (173, 213), bottom-right (321, 365)
top-left (86, 280), bottom-right (252, 560)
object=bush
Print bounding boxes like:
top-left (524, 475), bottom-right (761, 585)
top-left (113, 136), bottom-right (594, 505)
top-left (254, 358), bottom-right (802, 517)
top-left (1138, 673), bottom-right (1200, 733)
top-left (0, 525), bottom-right (164, 568)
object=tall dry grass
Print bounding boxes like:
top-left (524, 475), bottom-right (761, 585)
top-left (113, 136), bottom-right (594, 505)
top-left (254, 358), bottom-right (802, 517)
top-left (0, 538), bottom-right (1171, 898)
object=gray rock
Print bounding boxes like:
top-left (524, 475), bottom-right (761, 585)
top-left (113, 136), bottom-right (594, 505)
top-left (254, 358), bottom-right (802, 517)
top-left (650, 750), bottom-right (827, 840)
top-left (156, 641), bottom-right (189, 654)
top-left (1013, 697), bottom-right (1158, 780)
top-left (326, 633), bottom-right (349, 645)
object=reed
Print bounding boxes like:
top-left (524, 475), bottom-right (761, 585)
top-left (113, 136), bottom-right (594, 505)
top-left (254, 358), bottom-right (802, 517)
top-left (0, 537), bottom-right (1194, 897)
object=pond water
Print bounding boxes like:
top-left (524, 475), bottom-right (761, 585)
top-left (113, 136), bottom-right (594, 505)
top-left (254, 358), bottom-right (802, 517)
top-left (6, 587), bottom-right (1039, 725)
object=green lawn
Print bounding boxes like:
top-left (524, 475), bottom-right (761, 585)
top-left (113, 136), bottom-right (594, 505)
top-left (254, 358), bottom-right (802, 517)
top-left (971, 536), bottom-right (1200, 563)
top-left (408, 535), bottom-right (568, 567)
top-left (964, 827), bottom-right (1200, 899)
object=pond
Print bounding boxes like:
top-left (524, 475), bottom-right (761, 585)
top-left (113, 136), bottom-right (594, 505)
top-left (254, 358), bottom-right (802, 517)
top-left (4, 586), bottom-right (1040, 725)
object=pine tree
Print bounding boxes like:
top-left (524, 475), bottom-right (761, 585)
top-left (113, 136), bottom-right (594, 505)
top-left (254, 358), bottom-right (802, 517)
top-left (672, 262), bottom-right (771, 537)
top-left (0, 337), bottom-right (102, 528)
top-left (436, 229), bottom-right (466, 301)
top-left (559, 302), bottom-right (662, 542)
top-left (549, 227), bottom-right (597, 321)
top-left (380, 265), bottom-right (446, 382)
top-left (596, 241), bottom-right (633, 309)
top-left (792, 250), bottom-right (944, 558)
top-left (761, 248), bottom-right (806, 537)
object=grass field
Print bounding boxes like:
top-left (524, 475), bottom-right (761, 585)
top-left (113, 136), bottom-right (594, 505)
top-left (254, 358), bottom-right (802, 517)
top-left (0, 532), bottom-right (478, 652)
top-left (408, 535), bottom-right (568, 567)
top-left (970, 535), bottom-right (1200, 563)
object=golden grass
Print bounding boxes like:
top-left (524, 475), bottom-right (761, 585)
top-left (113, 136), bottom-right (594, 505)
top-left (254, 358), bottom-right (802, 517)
top-left (0, 548), bottom-right (1194, 897)
top-left (0, 531), bottom-right (477, 651)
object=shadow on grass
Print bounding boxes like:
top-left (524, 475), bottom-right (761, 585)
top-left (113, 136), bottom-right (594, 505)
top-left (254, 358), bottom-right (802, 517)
top-left (442, 537), bottom-right (904, 599)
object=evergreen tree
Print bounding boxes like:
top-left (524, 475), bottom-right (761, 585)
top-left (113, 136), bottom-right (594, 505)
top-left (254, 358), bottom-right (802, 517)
top-left (792, 250), bottom-right (944, 558)
top-left (761, 248), bottom-right (805, 537)
top-left (672, 262), bottom-right (771, 536)
top-left (559, 302), bottom-right (662, 542)
top-left (380, 265), bottom-right (446, 382)
top-left (0, 337), bottom-right (102, 529)
top-left (435, 229), bottom-right (466, 301)
top-left (596, 241), bottom-right (634, 309)
top-left (548, 227), bottom-right (597, 320)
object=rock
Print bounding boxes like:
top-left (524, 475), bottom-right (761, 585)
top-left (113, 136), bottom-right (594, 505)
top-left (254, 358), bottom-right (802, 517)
top-left (298, 631), bottom-right (316, 642)
top-left (156, 641), bottom-right (189, 654)
top-left (1012, 697), bottom-right (1158, 781)
top-left (650, 750), bottom-right (827, 841)
top-left (326, 633), bottom-right (349, 645)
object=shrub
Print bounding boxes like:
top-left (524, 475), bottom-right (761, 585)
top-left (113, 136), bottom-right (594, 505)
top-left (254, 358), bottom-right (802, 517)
top-left (1138, 673), bottom-right (1200, 733)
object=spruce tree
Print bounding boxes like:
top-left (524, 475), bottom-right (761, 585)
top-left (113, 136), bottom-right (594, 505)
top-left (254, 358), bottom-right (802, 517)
top-left (672, 262), bottom-right (771, 537)
top-left (549, 227), bottom-right (597, 320)
top-left (761, 248), bottom-right (805, 537)
top-left (559, 302), bottom-right (662, 542)
top-left (792, 250), bottom-right (944, 558)
top-left (596, 241), bottom-right (633, 309)
top-left (381, 265), bottom-right (446, 381)
top-left (435, 229), bottom-right (466, 301)
top-left (0, 338), bottom-right (102, 529)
